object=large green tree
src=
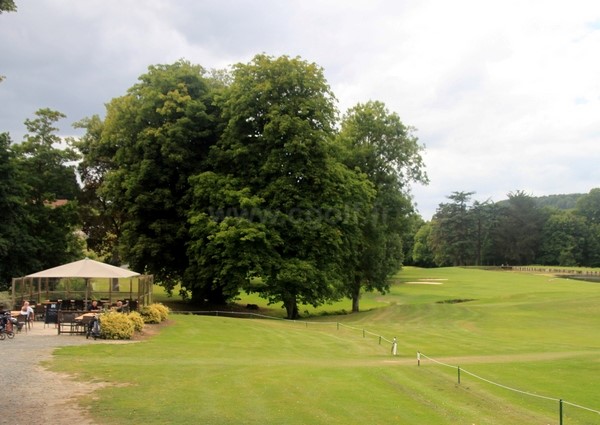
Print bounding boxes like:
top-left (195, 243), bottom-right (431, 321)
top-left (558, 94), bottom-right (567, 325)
top-left (490, 190), bottom-right (546, 265)
top-left (412, 221), bottom-right (436, 267)
top-left (575, 188), bottom-right (600, 226)
top-left (574, 188), bottom-right (600, 266)
top-left (429, 191), bottom-right (476, 266)
top-left (538, 210), bottom-right (587, 266)
top-left (470, 199), bottom-right (497, 266)
top-left (187, 54), bottom-right (371, 318)
top-left (73, 115), bottom-right (125, 264)
top-left (10, 109), bottom-right (83, 274)
top-left (337, 100), bottom-right (427, 312)
top-left (13, 108), bottom-right (80, 203)
top-left (96, 61), bottom-right (220, 286)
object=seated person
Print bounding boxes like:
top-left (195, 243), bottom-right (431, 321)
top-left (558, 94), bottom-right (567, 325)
top-left (115, 300), bottom-right (129, 313)
top-left (20, 301), bottom-right (35, 326)
top-left (87, 300), bottom-right (101, 311)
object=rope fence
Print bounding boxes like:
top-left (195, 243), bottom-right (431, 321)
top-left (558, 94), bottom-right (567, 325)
top-left (418, 351), bottom-right (600, 424)
top-left (177, 310), bottom-right (599, 423)
top-left (176, 310), bottom-right (395, 345)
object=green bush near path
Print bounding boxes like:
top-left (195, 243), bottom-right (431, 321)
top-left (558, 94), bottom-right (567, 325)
top-left (139, 302), bottom-right (170, 323)
top-left (48, 267), bottom-right (600, 424)
top-left (98, 303), bottom-right (169, 339)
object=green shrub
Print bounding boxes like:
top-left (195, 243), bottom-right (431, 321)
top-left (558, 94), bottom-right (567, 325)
top-left (139, 305), bottom-right (161, 324)
top-left (100, 311), bottom-right (135, 339)
top-left (139, 303), bottom-right (170, 324)
top-left (127, 311), bottom-right (145, 332)
top-left (0, 291), bottom-right (11, 310)
top-left (153, 303), bottom-right (170, 321)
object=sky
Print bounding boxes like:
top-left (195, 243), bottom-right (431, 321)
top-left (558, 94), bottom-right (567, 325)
top-left (1, 0), bottom-right (599, 220)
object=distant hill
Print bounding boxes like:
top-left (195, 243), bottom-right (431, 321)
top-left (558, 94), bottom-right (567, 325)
top-left (532, 193), bottom-right (585, 210)
top-left (495, 193), bottom-right (586, 210)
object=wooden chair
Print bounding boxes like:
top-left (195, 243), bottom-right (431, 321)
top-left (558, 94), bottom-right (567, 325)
top-left (16, 314), bottom-right (28, 333)
top-left (26, 309), bottom-right (34, 329)
top-left (57, 311), bottom-right (79, 334)
top-left (34, 304), bottom-right (45, 322)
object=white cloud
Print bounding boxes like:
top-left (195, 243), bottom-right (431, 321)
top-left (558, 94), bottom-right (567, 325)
top-left (1, 0), bottom-right (599, 219)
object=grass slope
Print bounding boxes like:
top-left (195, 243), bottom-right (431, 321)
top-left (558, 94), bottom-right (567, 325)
top-left (48, 267), bottom-right (600, 424)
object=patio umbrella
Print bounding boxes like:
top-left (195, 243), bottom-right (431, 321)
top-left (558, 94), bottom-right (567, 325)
top-left (26, 258), bottom-right (140, 278)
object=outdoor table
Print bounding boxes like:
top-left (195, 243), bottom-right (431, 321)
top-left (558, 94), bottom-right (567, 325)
top-left (74, 312), bottom-right (97, 336)
top-left (75, 312), bottom-right (96, 321)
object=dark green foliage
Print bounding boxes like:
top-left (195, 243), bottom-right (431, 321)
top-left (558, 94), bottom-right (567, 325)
top-left (188, 54), bottom-right (372, 318)
top-left (490, 191), bottom-right (547, 265)
top-left (0, 132), bottom-right (31, 288)
top-left (538, 210), bottom-right (587, 266)
top-left (0, 109), bottom-right (83, 288)
top-left (420, 188), bottom-right (600, 268)
top-left (412, 222), bottom-right (436, 267)
top-left (0, 0), bottom-right (16, 13)
top-left (73, 115), bottom-right (124, 265)
top-left (533, 193), bottom-right (585, 210)
top-left (429, 191), bottom-right (477, 266)
top-left (575, 188), bottom-right (600, 226)
top-left (336, 101), bottom-right (427, 311)
top-left (97, 61), bottom-right (220, 287)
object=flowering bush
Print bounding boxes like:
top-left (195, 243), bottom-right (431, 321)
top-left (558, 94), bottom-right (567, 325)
top-left (127, 311), bottom-right (145, 332)
top-left (100, 311), bottom-right (135, 339)
top-left (139, 303), bottom-right (170, 324)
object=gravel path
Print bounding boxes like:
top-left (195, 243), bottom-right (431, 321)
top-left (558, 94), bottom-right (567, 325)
top-left (1, 323), bottom-right (104, 425)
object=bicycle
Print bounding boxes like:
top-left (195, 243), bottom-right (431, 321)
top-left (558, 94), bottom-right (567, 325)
top-left (0, 312), bottom-right (16, 340)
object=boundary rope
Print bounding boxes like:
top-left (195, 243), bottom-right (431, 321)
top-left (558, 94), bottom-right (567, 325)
top-left (419, 352), bottom-right (600, 416)
top-left (175, 310), bottom-right (393, 344)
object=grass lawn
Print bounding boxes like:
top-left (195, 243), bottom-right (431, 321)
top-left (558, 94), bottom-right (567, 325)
top-left (48, 267), bottom-right (600, 424)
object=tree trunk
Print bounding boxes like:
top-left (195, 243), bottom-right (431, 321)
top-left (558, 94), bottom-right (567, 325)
top-left (351, 276), bottom-right (361, 313)
top-left (192, 284), bottom-right (227, 306)
top-left (351, 295), bottom-right (360, 313)
top-left (283, 294), bottom-right (299, 320)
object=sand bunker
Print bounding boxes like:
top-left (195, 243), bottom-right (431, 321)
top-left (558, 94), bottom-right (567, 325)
top-left (405, 279), bottom-right (448, 285)
top-left (405, 281), bottom-right (444, 285)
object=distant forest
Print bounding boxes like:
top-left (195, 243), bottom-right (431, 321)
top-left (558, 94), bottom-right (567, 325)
top-left (413, 189), bottom-right (600, 269)
top-left (532, 193), bottom-right (586, 210)
top-left (495, 193), bottom-right (586, 210)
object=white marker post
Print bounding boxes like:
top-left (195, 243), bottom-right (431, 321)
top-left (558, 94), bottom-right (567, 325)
top-left (391, 337), bottom-right (398, 356)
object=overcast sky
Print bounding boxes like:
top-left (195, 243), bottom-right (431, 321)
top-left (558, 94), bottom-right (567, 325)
top-left (1, 0), bottom-right (599, 219)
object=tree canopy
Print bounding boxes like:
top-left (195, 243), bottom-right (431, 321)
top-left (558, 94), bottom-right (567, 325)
top-left (0, 0), bottom-right (16, 13)
top-left (337, 101), bottom-right (427, 311)
top-left (0, 109), bottom-right (83, 289)
top-left (188, 54), bottom-right (374, 318)
top-left (95, 60), bottom-right (219, 285)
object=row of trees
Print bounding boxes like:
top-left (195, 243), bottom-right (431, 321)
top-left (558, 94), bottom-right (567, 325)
top-left (4, 52), bottom-right (597, 318)
top-left (413, 190), bottom-right (600, 268)
top-left (1, 56), bottom-right (427, 318)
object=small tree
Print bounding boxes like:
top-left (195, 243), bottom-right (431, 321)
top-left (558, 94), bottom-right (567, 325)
top-left (337, 100), bottom-right (427, 312)
top-left (8, 109), bottom-right (83, 274)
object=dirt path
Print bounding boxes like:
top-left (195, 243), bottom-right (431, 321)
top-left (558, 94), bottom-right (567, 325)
top-left (1, 324), bottom-right (109, 425)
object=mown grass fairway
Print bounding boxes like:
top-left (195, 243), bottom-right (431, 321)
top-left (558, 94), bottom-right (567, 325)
top-left (49, 267), bottom-right (600, 424)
